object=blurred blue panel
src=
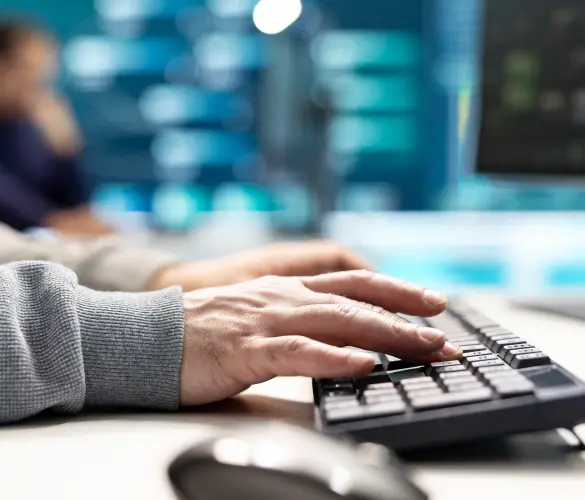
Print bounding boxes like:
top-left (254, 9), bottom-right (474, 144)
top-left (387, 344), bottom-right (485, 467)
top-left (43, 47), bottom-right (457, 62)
top-left (337, 184), bottom-right (398, 211)
top-left (311, 31), bottom-right (420, 69)
top-left (206, 0), bottom-right (257, 18)
top-left (330, 115), bottom-right (418, 154)
top-left (152, 183), bottom-right (209, 229)
top-left (91, 183), bottom-right (150, 212)
top-left (95, 0), bottom-right (200, 21)
top-left (151, 129), bottom-right (254, 168)
top-left (212, 183), bottom-right (271, 211)
top-left (195, 33), bottom-right (267, 71)
top-left (546, 263), bottom-right (585, 287)
top-left (272, 184), bottom-right (314, 229)
top-left (139, 85), bottom-right (250, 124)
top-left (321, 74), bottom-right (419, 112)
top-left (63, 36), bottom-right (185, 78)
top-left (380, 255), bottom-right (508, 288)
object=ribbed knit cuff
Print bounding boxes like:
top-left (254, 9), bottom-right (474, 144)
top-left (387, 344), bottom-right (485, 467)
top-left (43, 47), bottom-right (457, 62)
top-left (76, 285), bottom-right (184, 410)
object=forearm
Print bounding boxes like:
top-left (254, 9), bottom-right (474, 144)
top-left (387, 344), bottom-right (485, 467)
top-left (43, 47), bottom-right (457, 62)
top-left (0, 261), bottom-right (184, 424)
top-left (0, 224), bottom-right (179, 292)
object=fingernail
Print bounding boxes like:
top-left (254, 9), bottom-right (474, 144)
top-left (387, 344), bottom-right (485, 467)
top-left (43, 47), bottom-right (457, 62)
top-left (423, 289), bottom-right (447, 307)
top-left (440, 342), bottom-right (462, 360)
top-left (418, 327), bottom-right (446, 347)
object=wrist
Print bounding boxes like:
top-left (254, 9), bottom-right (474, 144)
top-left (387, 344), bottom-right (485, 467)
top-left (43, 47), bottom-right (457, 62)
top-left (77, 286), bottom-right (185, 409)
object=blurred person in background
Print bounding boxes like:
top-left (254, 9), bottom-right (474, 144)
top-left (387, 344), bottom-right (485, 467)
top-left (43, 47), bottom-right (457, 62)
top-left (0, 18), bottom-right (112, 236)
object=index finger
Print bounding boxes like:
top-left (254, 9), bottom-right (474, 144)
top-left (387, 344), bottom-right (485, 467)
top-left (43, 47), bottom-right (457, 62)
top-left (301, 270), bottom-right (447, 317)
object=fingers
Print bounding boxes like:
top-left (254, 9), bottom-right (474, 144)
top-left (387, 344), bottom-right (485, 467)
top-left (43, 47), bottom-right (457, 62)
top-left (259, 336), bottom-right (376, 379)
top-left (301, 270), bottom-right (446, 317)
top-left (278, 302), bottom-right (461, 361)
top-left (317, 294), bottom-right (461, 361)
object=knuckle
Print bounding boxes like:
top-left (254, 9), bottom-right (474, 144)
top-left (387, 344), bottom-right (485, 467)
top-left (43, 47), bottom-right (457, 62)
top-left (264, 339), bottom-right (281, 365)
top-left (334, 303), bottom-right (361, 324)
top-left (389, 314), bottom-right (413, 334)
top-left (356, 301), bottom-right (388, 317)
top-left (281, 337), bottom-right (307, 357)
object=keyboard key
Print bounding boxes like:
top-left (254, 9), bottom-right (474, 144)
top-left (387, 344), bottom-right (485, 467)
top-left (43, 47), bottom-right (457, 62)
top-left (434, 365), bottom-right (467, 374)
top-left (322, 395), bottom-right (357, 405)
top-left (485, 332), bottom-right (515, 340)
top-left (321, 381), bottom-right (355, 392)
top-left (486, 334), bottom-right (517, 348)
top-left (446, 335), bottom-right (477, 343)
top-left (362, 401), bottom-right (407, 419)
top-left (490, 338), bottom-right (525, 353)
top-left (363, 386), bottom-right (398, 396)
top-left (438, 371), bottom-right (478, 381)
top-left (323, 399), bottom-right (361, 410)
top-left (325, 406), bottom-right (366, 423)
top-left (405, 387), bottom-right (443, 398)
top-left (511, 352), bottom-right (551, 369)
top-left (438, 376), bottom-right (478, 390)
top-left (440, 373), bottom-right (478, 383)
top-left (464, 354), bottom-right (498, 366)
top-left (444, 381), bottom-right (485, 392)
top-left (505, 347), bottom-right (541, 363)
top-left (323, 389), bottom-right (356, 396)
top-left (500, 343), bottom-right (533, 361)
top-left (456, 340), bottom-right (485, 347)
top-left (482, 371), bottom-right (526, 383)
top-left (400, 377), bottom-right (435, 387)
top-left (426, 361), bottom-right (462, 375)
top-left (364, 393), bottom-right (403, 405)
top-left (460, 344), bottom-right (488, 352)
top-left (430, 360), bottom-right (462, 368)
top-left (479, 326), bottom-right (513, 335)
top-left (461, 349), bottom-right (491, 359)
top-left (492, 380), bottom-right (534, 398)
top-left (471, 359), bottom-right (506, 372)
top-left (411, 388), bottom-right (493, 411)
top-left (364, 382), bottom-right (397, 391)
top-left (476, 365), bottom-right (514, 378)
top-left (461, 313), bottom-right (499, 331)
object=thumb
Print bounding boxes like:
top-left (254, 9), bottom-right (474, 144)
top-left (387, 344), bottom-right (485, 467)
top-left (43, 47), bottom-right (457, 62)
top-left (259, 336), bottom-right (376, 379)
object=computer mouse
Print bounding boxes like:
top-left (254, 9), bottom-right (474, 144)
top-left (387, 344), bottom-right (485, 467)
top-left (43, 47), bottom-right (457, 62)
top-left (168, 420), bottom-right (428, 500)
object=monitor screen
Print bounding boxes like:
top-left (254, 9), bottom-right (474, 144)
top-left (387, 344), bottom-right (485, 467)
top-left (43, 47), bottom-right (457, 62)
top-left (476, 0), bottom-right (585, 176)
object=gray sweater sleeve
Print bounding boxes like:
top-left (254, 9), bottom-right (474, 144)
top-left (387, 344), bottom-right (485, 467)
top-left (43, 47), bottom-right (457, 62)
top-left (0, 261), bottom-right (185, 424)
top-left (0, 223), bottom-right (179, 292)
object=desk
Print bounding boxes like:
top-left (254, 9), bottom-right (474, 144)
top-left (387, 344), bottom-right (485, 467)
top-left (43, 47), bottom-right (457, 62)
top-left (1, 297), bottom-right (585, 500)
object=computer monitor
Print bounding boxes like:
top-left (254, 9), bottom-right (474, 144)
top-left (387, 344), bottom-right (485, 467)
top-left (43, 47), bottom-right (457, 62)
top-left (476, 0), bottom-right (585, 177)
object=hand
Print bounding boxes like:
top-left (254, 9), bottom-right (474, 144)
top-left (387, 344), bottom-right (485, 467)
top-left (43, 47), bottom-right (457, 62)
top-left (150, 241), bottom-right (372, 291)
top-left (31, 94), bottom-right (82, 157)
top-left (44, 207), bottom-right (114, 237)
top-left (180, 270), bottom-right (460, 406)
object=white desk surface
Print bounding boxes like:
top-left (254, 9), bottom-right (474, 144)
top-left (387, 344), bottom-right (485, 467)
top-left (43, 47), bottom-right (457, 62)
top-left (1, 296), bottom-right (585, 500)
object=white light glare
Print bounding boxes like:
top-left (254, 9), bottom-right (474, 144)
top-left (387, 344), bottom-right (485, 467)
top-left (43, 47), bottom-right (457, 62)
top-left (253, 0), bottom-right (302, 35)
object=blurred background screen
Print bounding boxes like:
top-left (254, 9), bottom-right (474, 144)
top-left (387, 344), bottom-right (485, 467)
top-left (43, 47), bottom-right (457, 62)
top-left (4, 0), bottom-right (585, 295)
top-left (477, 0), bottom-right (585, 177)
top-left (0, 0), bottom-right (482, 231)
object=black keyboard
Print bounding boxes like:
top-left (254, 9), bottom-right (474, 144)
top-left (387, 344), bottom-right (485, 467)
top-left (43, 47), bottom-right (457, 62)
top-left (313, 302), bottom-right (585, 451)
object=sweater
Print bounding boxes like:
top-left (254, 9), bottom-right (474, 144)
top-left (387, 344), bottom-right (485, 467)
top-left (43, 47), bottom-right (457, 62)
top-left (0, 261), bottom-right (185, 423)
